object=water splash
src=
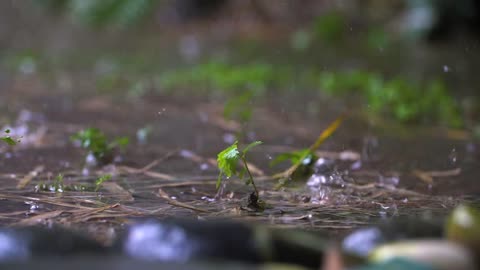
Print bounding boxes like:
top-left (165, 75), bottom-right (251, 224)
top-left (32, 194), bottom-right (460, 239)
top-left (305, 158), bottom-right (350, 203)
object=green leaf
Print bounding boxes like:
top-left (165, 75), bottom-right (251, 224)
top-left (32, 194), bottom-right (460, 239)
top-left (242, 141), bottom-right (262, 156)
top-left (270, 152), bottom-right (297, 167)
top-left (95, 174), bottom-right (112, 192)
top-left (270, 149), bottom-right (312, 167)
top-left (110, 136), bottom-right (129, 150)
top-left (1, 136), bottom-right (17, 146)
top-left (216, 141), bottom-right (240, 189)
top-left (54, 174), bottom-right (64, 186)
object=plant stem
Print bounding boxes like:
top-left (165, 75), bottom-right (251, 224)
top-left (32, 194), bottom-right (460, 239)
top-left (241, 156), bottom-right (259, 198)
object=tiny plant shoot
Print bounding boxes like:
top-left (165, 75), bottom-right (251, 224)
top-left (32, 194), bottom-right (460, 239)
top-left (217, 140), bottom-right (263, 198)
top-left (95, 174), bottom-right (112, 192)
top-left (1, 129), bottom-right (19, 146)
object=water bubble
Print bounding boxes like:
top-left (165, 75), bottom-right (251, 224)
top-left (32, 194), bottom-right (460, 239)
top-left (222, 133), bottom-right (236, 144)
top-left (179, 149), bottom-right (194, 158)
top-left (19, 57), bottom-right (36, 75)
top-left (448, 148), bottom-right (457, 164)
top-left (179, 35), bottom-right (200, 61)
top-left (362, 136), bottom-right (380, 161)
top-left (200, 196), bottom-right (215, 202)
top-left (158, 108), bottom-right (167, 115)
top-left (199, 163), bottom-right (209, 171)
top-left (85, 152), bottom-right (98, 167)
top-left (306, 159), bottom-right (350, 203)
top-left (350, 160), bottom-right (362, 170)
top-left (82, 167), bottom-right (90, 176)
top-left (379, 173), bottom-right (400, 186)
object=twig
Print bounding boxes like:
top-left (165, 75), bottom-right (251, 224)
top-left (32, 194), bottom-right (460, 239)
top-left (412, 168), bottom-right (461, 184)
top-left (17, 165), bottom-right (44, 189)
top-left (16, 210), bottom-right (64, 226)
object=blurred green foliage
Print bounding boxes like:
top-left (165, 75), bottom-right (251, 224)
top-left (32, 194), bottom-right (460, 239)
top-left (158, 61), bottom-right (277, 95)
top-left (313, 70), bottom-right (463, 127)
top-left (223, 91), bottom-right (254, 123)
top-left (313, 11), bottom-right (347, 43)
top-left (156, 60), bottom-right (462, 127)
top-left (37, 0), bottom-right (159, 27)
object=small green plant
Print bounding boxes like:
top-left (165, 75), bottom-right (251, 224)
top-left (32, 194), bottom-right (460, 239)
top-left (270, 149), bottom-right (317, 180)
top-left (1, 129), bottom-right (18, 146)
top-left (35, 173), bottom-right (112, 193)
top-left (94, 174), bottom-right (112, 191)
top-left (35, 173), bottom-right (88, 193)
top-left (71, 128), bottom-right (129, 164)
top-left (272, 115), bottom-right (344, 188)
top-left (217, 140), bottom-right (263, 201)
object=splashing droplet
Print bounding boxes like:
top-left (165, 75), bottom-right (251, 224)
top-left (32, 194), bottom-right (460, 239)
top-left (449, 148), bottom-right (457, 164)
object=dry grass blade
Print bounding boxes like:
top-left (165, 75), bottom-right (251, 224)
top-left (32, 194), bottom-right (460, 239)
top-left (101, 182), bottom-right (134, 202)
top-left (16, 210), bottom-right (64, 226)
top-left (117, 152), bottom-right (176, 180)
top-left (157, 188), bottom-right (210, 213)
top-left (153, 180), bottom-right (217, 188)
top-left (138, 151), bottom-right (177, 172)
top-left (179, 149), bottom-right (218, 168)
top-left (412, 168), bottom-right (461, 184)
top-left (17, 165), bottom-right (44, 189)
top-left (68, 203), bottom-right (121, 223)
top-left (119, 165), bottom-right (174, 180)
top-left (0, 193), bottom-right (100, 210)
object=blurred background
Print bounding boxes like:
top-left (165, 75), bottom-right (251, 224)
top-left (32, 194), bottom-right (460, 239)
top-left (2, 0), bottom-right (480, 126)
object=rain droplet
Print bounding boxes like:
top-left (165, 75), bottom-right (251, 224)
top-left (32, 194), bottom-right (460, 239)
top-left (223, 133), bottom-right (236, 144)
top-left (449, 148), bottom-right (457, 164)
top-left (443, 65), bottom-right (450, 73)
top-left (158, 108), bottom-right (166, 115)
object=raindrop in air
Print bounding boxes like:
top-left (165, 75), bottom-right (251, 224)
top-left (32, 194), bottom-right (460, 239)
top-left (448, 148), bottom-right (457, 164)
